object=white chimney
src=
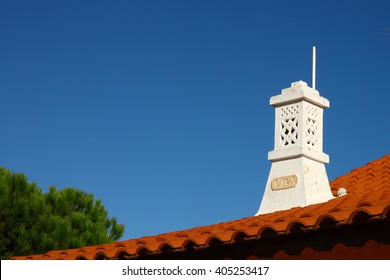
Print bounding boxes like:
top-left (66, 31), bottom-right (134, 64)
top-left (256, 80), bottom-right (334, 215)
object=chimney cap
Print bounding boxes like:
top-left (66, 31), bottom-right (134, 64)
top-left (290, 80), bottom-right (308, 87)
top-left (270, 80), bottom-right (329, 108)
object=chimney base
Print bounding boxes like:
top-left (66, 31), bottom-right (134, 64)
top-left (256, 156), bottom-right (333, 215)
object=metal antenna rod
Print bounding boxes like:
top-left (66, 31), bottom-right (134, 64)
top-left (312, 46), bottom-right (316, 90)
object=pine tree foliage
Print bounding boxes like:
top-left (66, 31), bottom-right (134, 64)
top-left (0, 167), bottom-right (124, 259)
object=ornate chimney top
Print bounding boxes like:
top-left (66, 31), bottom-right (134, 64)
top-left (256, 80), bottom-right (334, 215)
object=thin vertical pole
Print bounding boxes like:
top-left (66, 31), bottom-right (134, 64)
top-left (312, 46), bottom-right (316, 90)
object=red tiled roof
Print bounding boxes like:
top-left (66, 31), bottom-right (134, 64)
top-left (11, 154), bottom-right (390, 260)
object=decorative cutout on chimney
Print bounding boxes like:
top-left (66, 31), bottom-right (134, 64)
top-left (281, 118), bottom-right (298, 146)
top-left (280, 104), bottom-right (299, 146)
top-left (305, 104), bottom-right (320, 148)
top-left (306, 118), bottom-right (318, 147)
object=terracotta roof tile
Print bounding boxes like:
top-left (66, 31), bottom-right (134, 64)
top-left (10, 154), bottom-right (390, 260)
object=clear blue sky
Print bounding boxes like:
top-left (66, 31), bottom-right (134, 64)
top-left (1, 0), bottom-right (389, 240)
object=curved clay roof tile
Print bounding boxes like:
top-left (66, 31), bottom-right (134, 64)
top-left (348, 209), bottom-right (374, 224)
top-left (205, 235), bottom-right (224, 248)
top-left (230, 230), bottom-right (250, 243)
top-left (181, 239), bottom-right (199, 251)
top-left (157, 242), bottom-right (174, 254)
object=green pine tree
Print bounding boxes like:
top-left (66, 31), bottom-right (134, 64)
top-left (0, 167), bottom-right (124, 259)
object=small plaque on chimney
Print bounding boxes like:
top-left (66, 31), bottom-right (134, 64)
top-left (271, 175), bottom-right (298, 191)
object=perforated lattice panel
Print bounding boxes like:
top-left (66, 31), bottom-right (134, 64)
top-left (280, 105), bottom-right (299, 146)
top-left (306, 118), bottom-right (318, 147)
top-left (306, 105), bottom-right (319, 118)
top-left (280, 105), bottom-right (299, 118)
top-left (305, 104), bottom-right (319, 147)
